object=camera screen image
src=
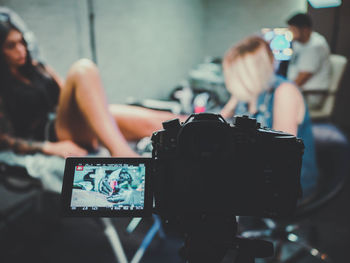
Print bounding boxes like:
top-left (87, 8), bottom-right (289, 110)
top-left (70, 163), bottom-right (146, 212)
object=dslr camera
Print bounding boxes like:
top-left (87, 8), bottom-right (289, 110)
top-left (61, 113), bottom-right (303, 219)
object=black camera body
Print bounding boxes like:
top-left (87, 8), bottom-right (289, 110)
top-left (151, 113), bottom-right (303, 219)
top-left (61, 113), bottom-right (303, 219)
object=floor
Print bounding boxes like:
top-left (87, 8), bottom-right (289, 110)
top-left (1, 176), bottom-right (350, 263)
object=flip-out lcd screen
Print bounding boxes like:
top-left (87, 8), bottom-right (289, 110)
top-left (61, 158), bottom-right (151, 217)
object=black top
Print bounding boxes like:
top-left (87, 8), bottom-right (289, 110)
top-left (1, 64), bottom-right (60, 140)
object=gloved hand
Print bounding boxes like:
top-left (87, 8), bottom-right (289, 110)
top-left (107, 193), bottom-right (126, 203)
top-left (87, 168), bottom-right (113, 195)
top-left (107, 189), bottom-right (132, 204)
top-left (98, 178), bottom-right (113, 195)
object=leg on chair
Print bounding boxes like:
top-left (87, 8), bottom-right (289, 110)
top-left (55, 59), bottom-right (137, 157)
top-left (109, 104), bottom-right (179, 141)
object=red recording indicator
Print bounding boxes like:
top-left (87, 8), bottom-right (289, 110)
top-left (194, 106), bottom-right (206, 113)
top-left (76, 165), bottom-right (84, 171)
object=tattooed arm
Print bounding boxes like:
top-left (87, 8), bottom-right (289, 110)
top-left (0, 131), bottom-right (88, 157)
top-left (0, 133), bottom-right (44, 154)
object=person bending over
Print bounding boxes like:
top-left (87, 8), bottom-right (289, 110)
top-left (221, 36), bottom-right (318, 199)
top-left (286, 13), bottom-right (331, 109)
top-left (0, 19), bottom-right (175, 158)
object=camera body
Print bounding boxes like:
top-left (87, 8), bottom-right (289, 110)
top-left (61, 113), bottom-right (303, 219)
top-left (151, 113), bottom-right (303, 218)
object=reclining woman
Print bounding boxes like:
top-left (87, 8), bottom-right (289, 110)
top-left (0, 19), bottom-right (175, 158)
top-left (220, 36), bottom-right (318, 199)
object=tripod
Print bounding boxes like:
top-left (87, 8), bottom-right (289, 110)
top-left (178, 215), bottom-right (273, 263)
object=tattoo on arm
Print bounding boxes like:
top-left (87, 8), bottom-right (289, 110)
top-left (0, 133), bottom-right (44, 154)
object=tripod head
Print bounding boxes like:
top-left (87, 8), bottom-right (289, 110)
top-left (178, 215), bottom-right (273, 263)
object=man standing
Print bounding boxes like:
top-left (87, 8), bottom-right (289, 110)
top-left (286, 13), bottom-right (331, 109)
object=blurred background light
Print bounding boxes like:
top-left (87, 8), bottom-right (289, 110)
top-left (308, 0), bottom-right (342, 8)
top-left (262, 28), bottom-right (293, 61)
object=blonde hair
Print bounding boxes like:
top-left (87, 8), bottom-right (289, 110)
top-left (223, 36), bottom-right (274, 102)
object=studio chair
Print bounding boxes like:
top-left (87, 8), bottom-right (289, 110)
top-left (303, 54), bottom-right (347, 121)
top-left (240, 123), bottom-right (350, 263)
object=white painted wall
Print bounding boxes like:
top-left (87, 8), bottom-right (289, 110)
top-left (0, 0), bottom-right (307, 103)
top-left (94, 0), bottom-right (205, 102)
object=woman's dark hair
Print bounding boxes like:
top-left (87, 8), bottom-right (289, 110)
top-left (287, 13), bottom-right (312, 28)
top-left (0, 19), bottom-right (36, 87)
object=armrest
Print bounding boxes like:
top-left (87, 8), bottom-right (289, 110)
top-left (302, 90), bottom-right (334, 96)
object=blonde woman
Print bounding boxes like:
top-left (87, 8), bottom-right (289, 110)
top-left (221, 36), bottom-right (318, 200)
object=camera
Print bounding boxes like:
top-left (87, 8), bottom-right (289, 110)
top-left (61, 113), bottom-right (303, 219)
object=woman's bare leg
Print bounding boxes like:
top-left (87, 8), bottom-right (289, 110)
top-left (109, 104), bottom-right (180, 141)
top-left (55, 59), bottom-right (137, 157)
